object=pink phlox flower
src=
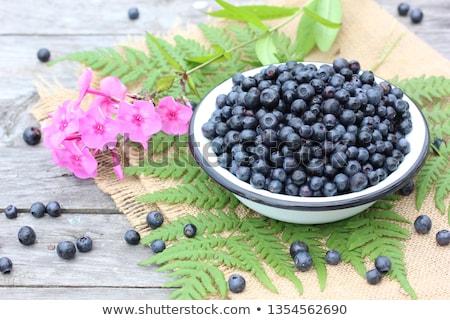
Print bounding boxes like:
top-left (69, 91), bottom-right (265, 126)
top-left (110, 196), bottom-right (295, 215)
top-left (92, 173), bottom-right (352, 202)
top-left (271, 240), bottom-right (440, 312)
top-left (42, 100), bottom-right (83, 149)
top-left (110, 147), bottom-right (124, 181)
top-left (52, 140), bottom-right (98, 179)
top-left (78, 105), bottom-right (122, 151)
top-left (91, 76), bottom-right (127, 116)
top-left (76, 68), bottom-right (93, 105)
top-left (155, 96), bottom-right (193, 135)
top-left (116, 100), bottom-right (162, 149)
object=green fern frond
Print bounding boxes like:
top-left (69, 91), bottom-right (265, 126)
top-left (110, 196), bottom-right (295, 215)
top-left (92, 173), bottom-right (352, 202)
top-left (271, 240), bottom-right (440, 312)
top-left (392, 76), bottom-right (450, 105)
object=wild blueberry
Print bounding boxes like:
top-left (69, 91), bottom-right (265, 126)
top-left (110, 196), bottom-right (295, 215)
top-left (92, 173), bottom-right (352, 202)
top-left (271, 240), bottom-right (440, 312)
top-left (260, 87), bottom-right (279, 110)
top-left (325, 249), bottom-right (341, 265)
top-left (150, 239), bottom-right (166, 253)
top-left (5, 205), bottom-right (18, 219)
top-left (128, 7), bottom-right (140, 20)
top-left (289, 240), bottom-right (309, 259)
top-left (124, 230), bottom-right (141, 245)
top-left (375, 256), bottom-right (392, 273)
top-left (414, 215), bottom-right (432, 234)
top-left (46, 201), bottom-right (62, 217)
top-left (30, 201), bottom-right (46, 218)
top-left (322, 182), bottom-right (338, 197)
top-left (399, 179), bottom-right (414, 196)
top-left (0, 257), bottom-right (13, 274)
top-left (36, 48), bottom-right (51, 62)
top-left (349, 172), bottom-right (368, 192)
top-left (410, 8), bottom-right (423, 23)
top-left (268, 179), bottom-right (283, 193)
top-left (294, 251), bottom-right (313, 272)
top-left (397, 2), bottom-right (410, 16)
top-left (183, 223), bottom-right (197, 238)
top-left (76, 236), bottom-right (93, 253)
top-left (18, 226), bottom-right (36, 245)
top-left (146, 210), bottom-right (164, 229)
top-left (435, 230), bottom-right (450, 246)
top-left (432, 137), bottom-right (445, 151)
top-left (23, 126), bottom-right (42, 145)
top-left (366, 269), bottom-right (382, 285)
top-left (228, 274), bottom-right (246, 293)
top-left (57, 241), bottom-right (77, 259)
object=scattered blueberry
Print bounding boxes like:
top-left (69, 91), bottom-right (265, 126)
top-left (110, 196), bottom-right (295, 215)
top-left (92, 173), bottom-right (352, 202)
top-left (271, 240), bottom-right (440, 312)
top-left (76, 236), bottom-right (93, 253)
top-left (289, 240), bottom-right (309, 259)
top-left (325, 249), bottom-right (341, 265)
top-left (366, 269), bottom-right (382, 285)
top-left (432, 137), bottom-right (445, 153)
top-left (46, 201), bottom-right (62, 217)
top-left (150, 239), bottom-right (166, 253)
top-left (146, 210), bottom-right (164, 229)
top-left (397, 2), bottom-right (410, 16)
top-left (36, 48), bottom-right (51, 62)
top-left (5, 205), bottom-right (18, 219)
top-left (23, 126), bottom-right (42, 145)
top-left (183, 223), bottom-right (197, 238)
top-left (56, 241), bottom-right (77, 259)
top-left (410, 8), bottom-right (423, 24)
top-left (124, 229), bottom-right (141, 245)
top-left (414, 214), bottom-right (432, 234)
top-left (399, 179), bottom-right (414, 196)
top-left (228, 274), bottom-right (246, 293)
top-left (18, 226), bottom-right (36, 246)
top-left (374, 256), bottom-right (392, 273)
top-left (435, 230), bottom-right (450, 246)
top-left (30, 201), bottom-right (46, 218)
top-left (128, 7), bottom-right (140, 20)
top-left (0, 257), bottom-right (13, 274)
top-left (293, 251), bottom-right (313, 272)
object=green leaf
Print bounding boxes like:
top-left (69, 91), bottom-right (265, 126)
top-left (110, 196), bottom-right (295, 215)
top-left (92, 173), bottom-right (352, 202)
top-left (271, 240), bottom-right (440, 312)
top-left (146, 32), bottom-right (184, 72)
top-left (209, 5), bottom-right (299, 21)
top-left (214, 0), bottom-right (269, 31)
top-left (309, 0), bottom-right (342, 52)
top-left (255, 34), bottom-right (279, 65)
top-left (156, 76), bottom-right (176, 93)
top-left (294, 10), bottom-right (317, 59)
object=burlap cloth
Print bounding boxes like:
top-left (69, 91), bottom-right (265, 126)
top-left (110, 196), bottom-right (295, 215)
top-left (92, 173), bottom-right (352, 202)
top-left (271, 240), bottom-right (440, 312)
top-left (31, 0), bottom-right (449, 300)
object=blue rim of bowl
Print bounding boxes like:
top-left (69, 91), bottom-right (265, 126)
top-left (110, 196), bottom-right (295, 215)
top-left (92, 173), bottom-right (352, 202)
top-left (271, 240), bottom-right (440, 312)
top-left (188, 63), bottom-right (430, 211)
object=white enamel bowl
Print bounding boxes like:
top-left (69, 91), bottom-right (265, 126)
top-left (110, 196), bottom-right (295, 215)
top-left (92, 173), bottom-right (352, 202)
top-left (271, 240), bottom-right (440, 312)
top-left (189, 63), bottom-right (430, 224)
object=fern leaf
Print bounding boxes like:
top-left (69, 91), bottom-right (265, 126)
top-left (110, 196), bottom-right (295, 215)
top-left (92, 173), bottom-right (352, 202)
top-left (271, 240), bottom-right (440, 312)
top-left (393, 76), bottom-right (450, 105)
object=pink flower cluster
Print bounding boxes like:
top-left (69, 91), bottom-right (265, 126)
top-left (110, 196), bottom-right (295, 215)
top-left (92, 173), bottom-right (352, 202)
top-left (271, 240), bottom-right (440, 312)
top-left (42, 68), bottom-right (193, 180)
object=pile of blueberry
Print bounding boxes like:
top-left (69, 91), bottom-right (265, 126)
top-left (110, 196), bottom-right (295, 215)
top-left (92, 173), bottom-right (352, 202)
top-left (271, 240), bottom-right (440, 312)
top-left (202, 58), bottom-right (412, 197)
top-left (397, 2), bottom-right (424, 24)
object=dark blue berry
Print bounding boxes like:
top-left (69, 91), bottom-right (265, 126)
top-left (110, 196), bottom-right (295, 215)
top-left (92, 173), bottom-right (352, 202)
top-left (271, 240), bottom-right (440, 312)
top-left (410, 8), bottom-right (423, 23)
top-left (128, 7), bottom-right (140, 20)
top-left (414, 215), bottom-right (432, 234)
top-left (37, 48), bottom-right (51, 62)
top-left (349, 172), bottom-right (368, 192)
top-left (235, 166), bottom-right (251, 182)
top-left (76, 236), bottom-right (93, 253)
top-left (5, 205), bottom-right (18, 219)
top-left (46, 201), bottom-right (62, 217)
top-left (294, 251), bottom-right (313, 272)
top-left (334, 173), bottom-right (349, 192)
top-left (57, 241), bottom-right (77, 259)
top-left (228, 274), bottom-right (246, 293)
top-left (332, 57), bottom-right (349, 72)
top-left (399, 179), bottom-right (414, 196)
top-left (18, 226), bottom-right (36, 245)
top-left (30, 201), bottom-right (46, 218)
top-left (23, 126), bottom-right (42, 145)
top-left (150, 239), bottom-right (166, 253)
top-left (325, 249), bottom-right (341, 265)
top-left (124, 230), bottom-right (141, 245)
top-left (201, 122), bottom-right (216, 140)
top-left (289, 240), bottom-right (309, 258)
top-left (375, 256), bottom-right (392, 273)
top-left (146, 210), bottom-right (164, 229)
top-left (183, 223), bottom-right (197, 238)
top-left (322, 182), bottom-right (338, 197)
top-left (397, 2), bottom-right (410, 16)
top-left (436, 230), bottom-right (450, 246)
top-left (0, 257), bottom-right (13, 274)
top-left (366, 269), bottom-right (382, 285)
top-left (260, 88), bottom-right (279, 110)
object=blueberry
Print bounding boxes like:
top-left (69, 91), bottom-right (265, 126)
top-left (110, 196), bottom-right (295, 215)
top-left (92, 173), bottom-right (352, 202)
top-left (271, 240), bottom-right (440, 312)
top-left (397, 2), bottom-right (410, 16)
top-left (46, 201), bottom-right (62, 217)
top-left (0, 257), bottom-right (13, 274)
top-left (349, 172), bottom-right (368, 192)
top-left (399, 179), bottom-right (414, 196)
top-left (18, 226), bottom-right (36, 245)
top-left (366, 269), bottom-right (382, 285)
top-left (36, 48), bottom-right (51, 62)
top-left (433, 137), bottom-right (445, 152)
top-left (183, 223), bottom-right (197, 238)
top-left (325, 249), bottom-right (341, 265)
top-left (334, 173), bottom-right (349, 192)
top-left (293, 251), bottom-right (313, 272)
top-left (414, 215), bottom-right (432, 234)
top-left (322, 182), bottom-right (338, 197)
top-left (146, 210), bottom-right (164, 229)
top-left (57, 241), bottom-right (77, 259)
top-left (228, 274), bottom-right (246, 293)
top-left (76, 236), bottom-right (93, 253)
top-left (410, 8), bottom-right (423, 24)
top-left (436, 230), bottom-right (450, 246)
top-left (124, 229), bottom-right (141, 245)
top-left (150, 239), bottom-right (166, 253)
top-left (268, 179), bottom-right (283, 193)
top-left (235, 166), bottom-right (251, 182)
top-left (128, 7), bottom-right (140, 20)
top-left (260, 88), bottom-right (280, 110)
top-left (374, 256), bottom-right (392, 273)
top-left (23, 126), bottom-right (42, 145)
top-left (30, 201), bottom-right (46, 218)
top-left (5, 205), bottom-right (18, 219)
top-left (289, 240), bottom-right (309, 258)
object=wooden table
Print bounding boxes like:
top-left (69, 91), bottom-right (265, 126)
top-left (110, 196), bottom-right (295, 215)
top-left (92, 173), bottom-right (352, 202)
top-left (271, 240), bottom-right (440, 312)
top-left (0, 0), bottom-right (448, 300)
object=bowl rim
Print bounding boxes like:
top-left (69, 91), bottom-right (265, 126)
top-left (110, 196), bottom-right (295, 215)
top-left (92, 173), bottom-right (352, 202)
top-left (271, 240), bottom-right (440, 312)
top-left (188, 62), bottom-right (430, 211)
